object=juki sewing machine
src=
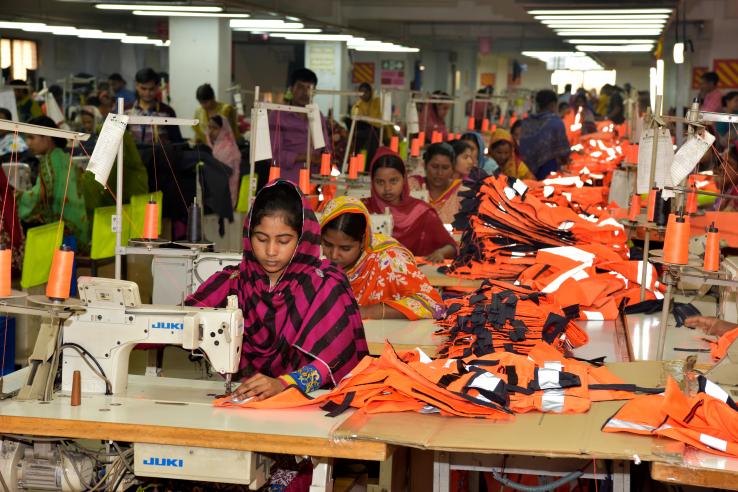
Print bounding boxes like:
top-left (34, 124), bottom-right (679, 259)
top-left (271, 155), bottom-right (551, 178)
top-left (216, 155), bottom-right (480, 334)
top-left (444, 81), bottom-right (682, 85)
top-left (15, 276), bottom-right (244, 400)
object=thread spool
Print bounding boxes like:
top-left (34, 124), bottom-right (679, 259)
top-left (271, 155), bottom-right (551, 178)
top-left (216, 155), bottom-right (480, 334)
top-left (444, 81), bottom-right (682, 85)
top-left (320, 152), bottom-right (331, 176)
top-left (299, 167), bottom-right (310, 195)
top-left (410, 138), bottom-right (421, 158)
top-left (142, 200), bottom-right (159, 240)
top-left (0, 245), bottom-right (10, 297)
top-left (509, 116), bottom-right (518, 127)
top-left (417, 131), bottom-right (426, 144)
top-left (186, 198), bottom-right (203, 243)
top-left (654, 195), bottom-right (671, 227)
top-left (357, 153), bottom-right (366, 173)
top-left (686, 187), bottom-right (698, 214)
top-left (467, 116), bottom-right (475, 130)
top-left (348, 155), bottom-right (359, 180)
top-left (481, 118), bottom-right (490, 132)
top-left (431, 131), bottom-right (441, 143)
top-left (46, 245), bottom-right (74, 301)
top-left (704, 223), bottom-right (720, 272)
top-left (455, 133), bottom-right (461, 139)
top-left (447, 133), bottom-right (455, 142)
top-left (490, 124), bottom-right (497, 133)
top-left (71, 370), bottom-right (81, 406)
top-left (268, 164), bottom-right (281, 183)
top-left (663, 212), bottom-right (690, 265)
top-left (390, 136), bottom-right (399, 153)
top-left (646, 188), bottom-right (658, 222)
top-left (628, 194), bottom-right (641, 222)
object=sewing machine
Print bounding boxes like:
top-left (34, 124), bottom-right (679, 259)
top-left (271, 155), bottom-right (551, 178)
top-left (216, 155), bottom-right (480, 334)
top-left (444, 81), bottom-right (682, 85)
top-left (60, 276), bottom-right (244, 396)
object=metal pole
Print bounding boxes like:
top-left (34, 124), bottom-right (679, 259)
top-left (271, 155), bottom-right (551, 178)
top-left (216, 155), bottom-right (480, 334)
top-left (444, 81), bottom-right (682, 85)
top-left (639, 95), bottom-right (662, 301)
top-left (114, 97), bottom-right (124, 280)
top-left (342, 118), bottom-right (357, 174)
top-left (657, 274), bottom-right (674, 360)
top-left (248, 86), bottom-right (259, 209)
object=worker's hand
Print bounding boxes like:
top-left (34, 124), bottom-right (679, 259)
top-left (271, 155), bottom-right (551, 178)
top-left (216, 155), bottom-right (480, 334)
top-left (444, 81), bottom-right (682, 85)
top-left (684, 316), bottom-right (738, 337)
top-left (231, 373), bottom-right (285, 401)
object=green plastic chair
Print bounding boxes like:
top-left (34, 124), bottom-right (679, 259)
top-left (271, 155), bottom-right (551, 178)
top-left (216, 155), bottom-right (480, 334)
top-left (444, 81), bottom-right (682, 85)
top-left (90, 205), bottom-right (131, 260)
top-left (20, 222), bottom-right (63, 289)
top-left (130, 191), bottom-right (163, 239)
top-left (236, 175), bottom-right (253, 214)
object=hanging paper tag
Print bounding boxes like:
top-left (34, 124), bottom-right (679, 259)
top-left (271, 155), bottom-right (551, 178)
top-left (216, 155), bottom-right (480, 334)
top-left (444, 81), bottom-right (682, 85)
top-left (406, 101), bottom-right (419, 135)
top-left (253, 108), bottom-right (272, 162)
top-left (306, 104), bottom-right (326, 150)
top-left (45, 93), bottom-right (65, 125)
top-left (671, 131), bottom-right (716, 186)
top-left (233, 92), bottom-right (245, 117)
top-left (636, 127), bottom-right (674, 195)
top-left (87, 113), bottom-right (128, 186)
top-left (382, 92), bottom-right (392, 121)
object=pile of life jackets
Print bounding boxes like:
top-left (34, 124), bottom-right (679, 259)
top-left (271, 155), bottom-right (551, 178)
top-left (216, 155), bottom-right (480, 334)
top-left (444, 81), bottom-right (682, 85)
top-left (516, 245), bottom-right (664, 321)
top-left (215, 341), bottom-right (661, 419)
top-left (434, 279), bottom-right (588, 358)
top-left (446, 173), bottom-right (628, 281)
top-left (527, 172), bottom-right (611, 212)
top-left (603, 375), bottom-right (738, 457)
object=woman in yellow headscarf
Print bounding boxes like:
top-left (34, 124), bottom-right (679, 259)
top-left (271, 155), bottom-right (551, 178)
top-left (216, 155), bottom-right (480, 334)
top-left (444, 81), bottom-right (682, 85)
top-left (320, 196), bottom-right (445, 320)
top-left (489, 128), bottom-right (535, 180)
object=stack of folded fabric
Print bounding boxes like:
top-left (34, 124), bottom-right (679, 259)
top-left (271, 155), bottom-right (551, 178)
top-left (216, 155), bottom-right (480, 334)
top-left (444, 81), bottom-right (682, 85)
top-left (445, 173), bottom-right (628, 281)
top-left (434, 279), bottom-right (588, 358)
top-left (216, 341), bottom-right (660, 419)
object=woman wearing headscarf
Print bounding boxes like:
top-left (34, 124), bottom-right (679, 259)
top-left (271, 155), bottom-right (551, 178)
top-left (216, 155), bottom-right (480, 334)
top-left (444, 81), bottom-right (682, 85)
top-left (363, 147), bottom-right (457, 262)
top-left (207, 114), bottom-right (242, 208)
top-left (461, 131), bottom-right (497, 175)
top-left (186, 180), bottom-right (367, 398)
top-left (320, 196), bottom-right (445, 320)
top-left (408, 143), bottom-right (464, 224)
top-left (418, 91), bottom-right (451, 141)
top-left (488, 129), bottom-right (534, 180)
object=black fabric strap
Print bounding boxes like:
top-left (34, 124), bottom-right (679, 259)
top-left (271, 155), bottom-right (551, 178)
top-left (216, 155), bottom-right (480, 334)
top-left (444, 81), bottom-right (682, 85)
top-left (321, 391), bottom-right (355, 417)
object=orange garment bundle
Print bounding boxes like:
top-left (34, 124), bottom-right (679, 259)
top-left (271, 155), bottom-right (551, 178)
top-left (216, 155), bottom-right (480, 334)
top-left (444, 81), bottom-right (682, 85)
top-left (447, 174), bottom-right (628, 281)
top-left (604, 375), bottom-right (738, 457)
top-left (527, 173), bottom-right (610, 211)
top-left (516, 244), bottom-right (664, 321)
top-left (215, 341), bottom-right (661, 418)
top-left (435, 279), bottom-right (588, 358)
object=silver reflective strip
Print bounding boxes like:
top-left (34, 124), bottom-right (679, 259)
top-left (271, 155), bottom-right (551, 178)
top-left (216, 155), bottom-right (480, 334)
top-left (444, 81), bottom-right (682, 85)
top-left (538, 368), bottom-right (562, 390)
top-left (699, 433), bottom-right (728, 452)
top-left (703, 379), bottom-right (730, 403)
top-left (605, 418), bottom-right (657, 433)
top-left (544, 361), bottom-right (563, 371)
top-left (541, 389), bottom-right (565, 412)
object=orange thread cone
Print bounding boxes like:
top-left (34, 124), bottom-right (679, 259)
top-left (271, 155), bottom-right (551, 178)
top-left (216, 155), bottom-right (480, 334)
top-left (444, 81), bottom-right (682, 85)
top-left (320, 153), bottom-right (331, 176)
top-left (410, 138), bottom-right (421, 158)
top-left (417, 131), bottom-right (425, 144)
top-left (481, 118), bottom-right (490, 132)
top-left (390, 136), bottom-right (399, 153)
top-left (704, 223), bottom-right (720, 272)
top-left (628, 194), bottom-right (641, 222)
top-left (663, 213), bottom-right (690, 265)
top-left (357, 153), bottom-right (366, 173)
top-left (299, 168), bottom-right (310, 194)
top-left (143, 200), bottom-right (159, 239)
top-left (686, 188), bottom-right (698, 214)
top-left (647, 188), bottom-right (658, 222)
top-left (447, 133), bottom-right (455, 142)
top-left (467, 116), bottom-right (475, 130)
top-left (46, 246), bottom-right (74, 300)
top-left (0, 246), bottom-right (10, 297)
top-left (509, 116), bottom-right (517, 127)
top-left (268, 164), bottom-right (280, 183)
top-left (490, 124), bottom-right (497, 133)
top-left (348, 155), bottom-right (359, 179)
top-left (455, 132), bottom-right (461, 139)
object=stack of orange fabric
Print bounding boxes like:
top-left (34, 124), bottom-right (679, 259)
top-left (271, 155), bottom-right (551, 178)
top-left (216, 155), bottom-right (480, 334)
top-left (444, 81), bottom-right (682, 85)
top-left (435, 279), bottom-right (588, 358)
top-left (516, 244), bottom-right (664, 320)
top-left (446, 174), bottom-right (628, 281)
top-left (215, 341), bottom-right (661, 419)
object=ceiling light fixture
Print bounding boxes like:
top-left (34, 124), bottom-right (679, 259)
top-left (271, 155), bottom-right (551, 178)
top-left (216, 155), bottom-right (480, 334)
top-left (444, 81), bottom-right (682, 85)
top-left (233, 27), bottom-right (321, 33)
top-left (133, 11), bottom-right (250, 17)
top-left (542, 19), bottom-right (666, 25)
top-left (575, 44), bottom-right (655, 52)
top-left (96, 4), bottom-right (222, 12)
top-left (565, 39), bottom-right (656, 44)
top-left (553, 30), bottom-right (663, 36)
top-left (535, 14), bottom-right (669, 20)
top-left (528, 9), bottom-right (672, 15)
top-left (229, 19), bottom-right (303, 29)
top-left (268, 33), bottom-right (357, 41)
top-left (673, 42), bottom-right (685, 64)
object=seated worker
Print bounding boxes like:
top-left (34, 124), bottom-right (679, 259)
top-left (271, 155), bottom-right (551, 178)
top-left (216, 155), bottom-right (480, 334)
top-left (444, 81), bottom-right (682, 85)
top-left (363, 147), bottom-right (457, 262)
top-left (0, 107), bottom-right (29, 158)
top-left (489, 129), bottom-right (534, 180)
top-left (409, 142), bottom-right (463, 224)
top-left (449, 139), bottom-right (475, 178)
top-left (207, 115), bottom-right (242, 208)
top-left (418, 91), bottom-right (451, 141)
top-left (10, 80), bottom-right (42, 122)
top-left (108, 73), bottom-right (136, 109)
top-left (351, 82), bottom-right (382, 165)
top-left (193, 83), bottom-right (237, 145)
top-left (18, 116), bottom-right (89, 248)
top-left (320, 196), bottom-right (445, 320)
top-left (186, 180), bottom-right (368, 399)
top-left (461, 131), bottom-right (497, 175)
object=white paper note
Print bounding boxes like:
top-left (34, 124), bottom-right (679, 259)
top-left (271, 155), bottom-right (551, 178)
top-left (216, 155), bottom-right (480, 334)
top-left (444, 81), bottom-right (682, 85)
top-left (406, 101), bottom-right (419, 135)
top-left (45, 93), bottom-right (65, 125)
top-left (253, 108), bottom-right (272, 162)
top-left (671, 131), bottom-right (716, 186)
top-left (88, 113), bottom-right (128, 186)
top-left (637, 127), bottom-right (674, 195)
top-left (0, 91), bottom-right (18, 121)
top-left (306, 104), bottom-right (326, 150)
top-left (382, 92), bottom-right (392, 121)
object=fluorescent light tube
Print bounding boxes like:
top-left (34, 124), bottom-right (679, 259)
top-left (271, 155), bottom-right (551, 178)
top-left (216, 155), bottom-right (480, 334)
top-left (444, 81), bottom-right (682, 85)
top-left (528, 9), bottom-right (672, 15)
top-left (96, 4), bottom-right (222, 12)
top-left (133, 11), bottom-right (250, 17)
top-left (576, 44), bottom-right (654, 52)
top-left (229, 20), bottom-right (303, 29)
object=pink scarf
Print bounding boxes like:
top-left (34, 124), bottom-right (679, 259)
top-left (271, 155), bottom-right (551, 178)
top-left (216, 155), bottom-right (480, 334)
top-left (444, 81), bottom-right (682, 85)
top-left (208, 120), bottom-right (241, 207)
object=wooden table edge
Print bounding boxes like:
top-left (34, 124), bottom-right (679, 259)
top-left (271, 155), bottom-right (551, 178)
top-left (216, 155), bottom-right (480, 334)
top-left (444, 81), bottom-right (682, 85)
top-left (0, 415), bottom-right (391, 461)
top-left (651, 461), bottom-right (738, 491)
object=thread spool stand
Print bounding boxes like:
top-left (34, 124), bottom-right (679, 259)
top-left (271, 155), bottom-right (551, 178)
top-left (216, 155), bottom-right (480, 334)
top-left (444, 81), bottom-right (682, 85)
top-left (174, 196), bottom-right (213, 250)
